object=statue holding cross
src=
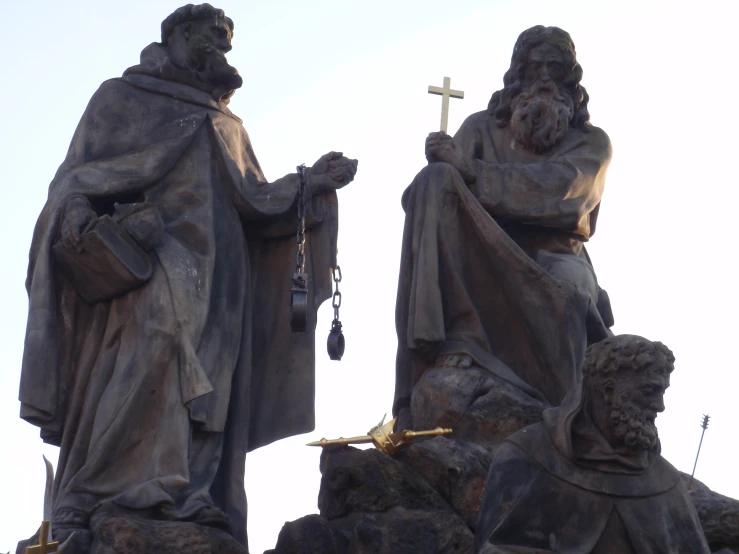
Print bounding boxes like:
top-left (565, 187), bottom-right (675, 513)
top-left (394, 25), bottom-right (615, 430)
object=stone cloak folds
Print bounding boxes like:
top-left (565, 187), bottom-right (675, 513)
top-left (20, 64), bottom-right (337, 544)
top-left (394, 111), bottom-right (613, 415)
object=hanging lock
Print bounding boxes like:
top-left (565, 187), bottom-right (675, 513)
top-left (327, 266), bottom-right (344, 360)
top-left (290, 271), bottom-right (308, 332)
top-left (327, 320), bottom-right (345, 360)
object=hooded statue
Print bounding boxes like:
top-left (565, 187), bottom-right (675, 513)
top-left (18, 4), bottom-right (357, 549)
top-left (474, 335), bottom-right (710, 553)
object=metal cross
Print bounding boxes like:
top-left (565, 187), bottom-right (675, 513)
top-left (26, 521), bottom-right (58, 554)
top-left (428, 76), bottom-right (464, 133)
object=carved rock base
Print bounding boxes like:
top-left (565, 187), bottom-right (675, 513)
top-left (271, 446), bottom-right (473, 554)
top-left (396, 437), bottom-right (493, 528)
top-left (686, 476), bottom-right (739, 552)
top-left (89, 517), bottom-right (248, 554)
top-left (273, 367), bottom-right (739, 553)
top-left (271, 509), bottom-right (473, 554)
top-left (411, 365), bottom-right (547, 448)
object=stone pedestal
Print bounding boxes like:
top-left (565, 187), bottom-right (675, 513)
top-left (272, 364), bottom-right (739, 554)
top-left (17, 517), bottom-right (248, 554)
top-left (270, 446), bottom-right (474, 554)
top-left (87, 517), bottom-right (248, 554)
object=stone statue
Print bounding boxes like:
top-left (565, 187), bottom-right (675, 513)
top-left (394, 26), bottom-right (614, 427)
top-left (271, 24), bottom-right (739, 554)
top-left (474, 335), bottom-right (710, 553)
top-left (18, 4), bottom-right (356, 551)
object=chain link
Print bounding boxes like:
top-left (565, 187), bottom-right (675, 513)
top-left (332, 266), bottom-right (342, 322)
top-left (296, 165), bottom-right (307, 273)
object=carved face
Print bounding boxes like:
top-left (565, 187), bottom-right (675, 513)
top-left (510, 42), bottom-right (573, 153)
top-left (181, 16), bottom-right (242, 94)
top-left (523, 43), bottom-right (566, 89)
top-left (186, 16), bottom-right (233, 56)
top-left (605, 370), bottom-right (670, 451)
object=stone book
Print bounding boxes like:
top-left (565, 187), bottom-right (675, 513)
top-left (52, 214), bottom-right (153, 303)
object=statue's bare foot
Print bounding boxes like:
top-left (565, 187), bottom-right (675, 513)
top-left (194, 506), bottom-right (231, 531)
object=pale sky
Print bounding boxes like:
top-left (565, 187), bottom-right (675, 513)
top-left (1, 1), bottom-right (737, 552)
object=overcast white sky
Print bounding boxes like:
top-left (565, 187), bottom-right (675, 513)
top-left (1, 1), bottom-right (737, 552)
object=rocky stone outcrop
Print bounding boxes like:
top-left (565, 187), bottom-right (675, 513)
top-left (272, 364), bottom-right (739, 554)
top-left (271, 508), bottom-right (473, 554)
top-left (685, 476), bottom-right (739, 552)
top-left (396, 437), bottom-right (492, 528)
top-left (89, 517), bottom-right (248, 554)
top-left (272, 447), bottom-right (473, 554)
top-left (317, 447), bottom-right (450, 518)
top-left (410, 366), bottom-right (547, 448)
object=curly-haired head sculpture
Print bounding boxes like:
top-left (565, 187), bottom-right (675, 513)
top-left (583, 335), bottom-right (675, 380)
top-left (583, 335), bottom-right (674, 451)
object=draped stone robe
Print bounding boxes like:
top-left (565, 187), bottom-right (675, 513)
top-left (474, 388), bottom-right (710, 553)
top-left (19, 46), bottom-right (337, 547)
top-left (394, 110), bottom-right (613, 414)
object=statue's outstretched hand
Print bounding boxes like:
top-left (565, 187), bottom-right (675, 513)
top-left (309, 151), bottom-right (358, 195)
top-left (60, 197), bottom-right (97, 253)
top-left (425, 132), bottom-right (477, 182)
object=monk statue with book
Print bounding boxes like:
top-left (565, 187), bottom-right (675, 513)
top-left (18, 4), bottom-right (357, 551)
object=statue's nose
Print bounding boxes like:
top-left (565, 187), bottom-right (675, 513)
top-left (215, 38), bottom-right (232, 53)
top-left (651, 398), bottom-right (666, 413)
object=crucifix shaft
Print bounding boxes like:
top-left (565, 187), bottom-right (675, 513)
top-left (428, 76), bottom-right (464, 133)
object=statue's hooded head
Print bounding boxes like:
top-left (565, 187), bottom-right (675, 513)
top-left (543, 335), bottom-right (674, 473)
top-left (489, 26), bottom-right (591, 154)
top-left (160, 3), bottom-right (242, 99)
top-left (582, 335), bottom-right (675, 453)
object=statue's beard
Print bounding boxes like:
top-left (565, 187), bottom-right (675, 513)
top-left (510, 81), bottom-right (573, 154)
top-left (188, 36), bottom-right (243, 100)
top-left (608, 396), bottom-right (659, 451)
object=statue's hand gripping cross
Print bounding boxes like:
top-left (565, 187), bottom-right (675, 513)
top-left (428, 76), bottom-right (464, 133)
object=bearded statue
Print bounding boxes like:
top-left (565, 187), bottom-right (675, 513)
top-left (394, 26), bottom-right (614, 430)
top-left (18, 4), bottom-right (356, 552)
top-left (474, 335), bottom-right (710, 553)
top-left (488, 25), bottom-right (591, 153)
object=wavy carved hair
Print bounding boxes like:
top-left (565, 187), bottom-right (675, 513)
top-left (161, 3), bottom-right (234, 45)
top-left (582, 335), bottom-right (675, 382)
top-left (488, 26), bottom-right (590, 132)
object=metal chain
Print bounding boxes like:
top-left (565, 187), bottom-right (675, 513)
top-left (290, 165), bottom-right (309, 334)
top-left (332, 265), bottom-right (342, 322)
top-left (296, 164), bottom-right (307, 273)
